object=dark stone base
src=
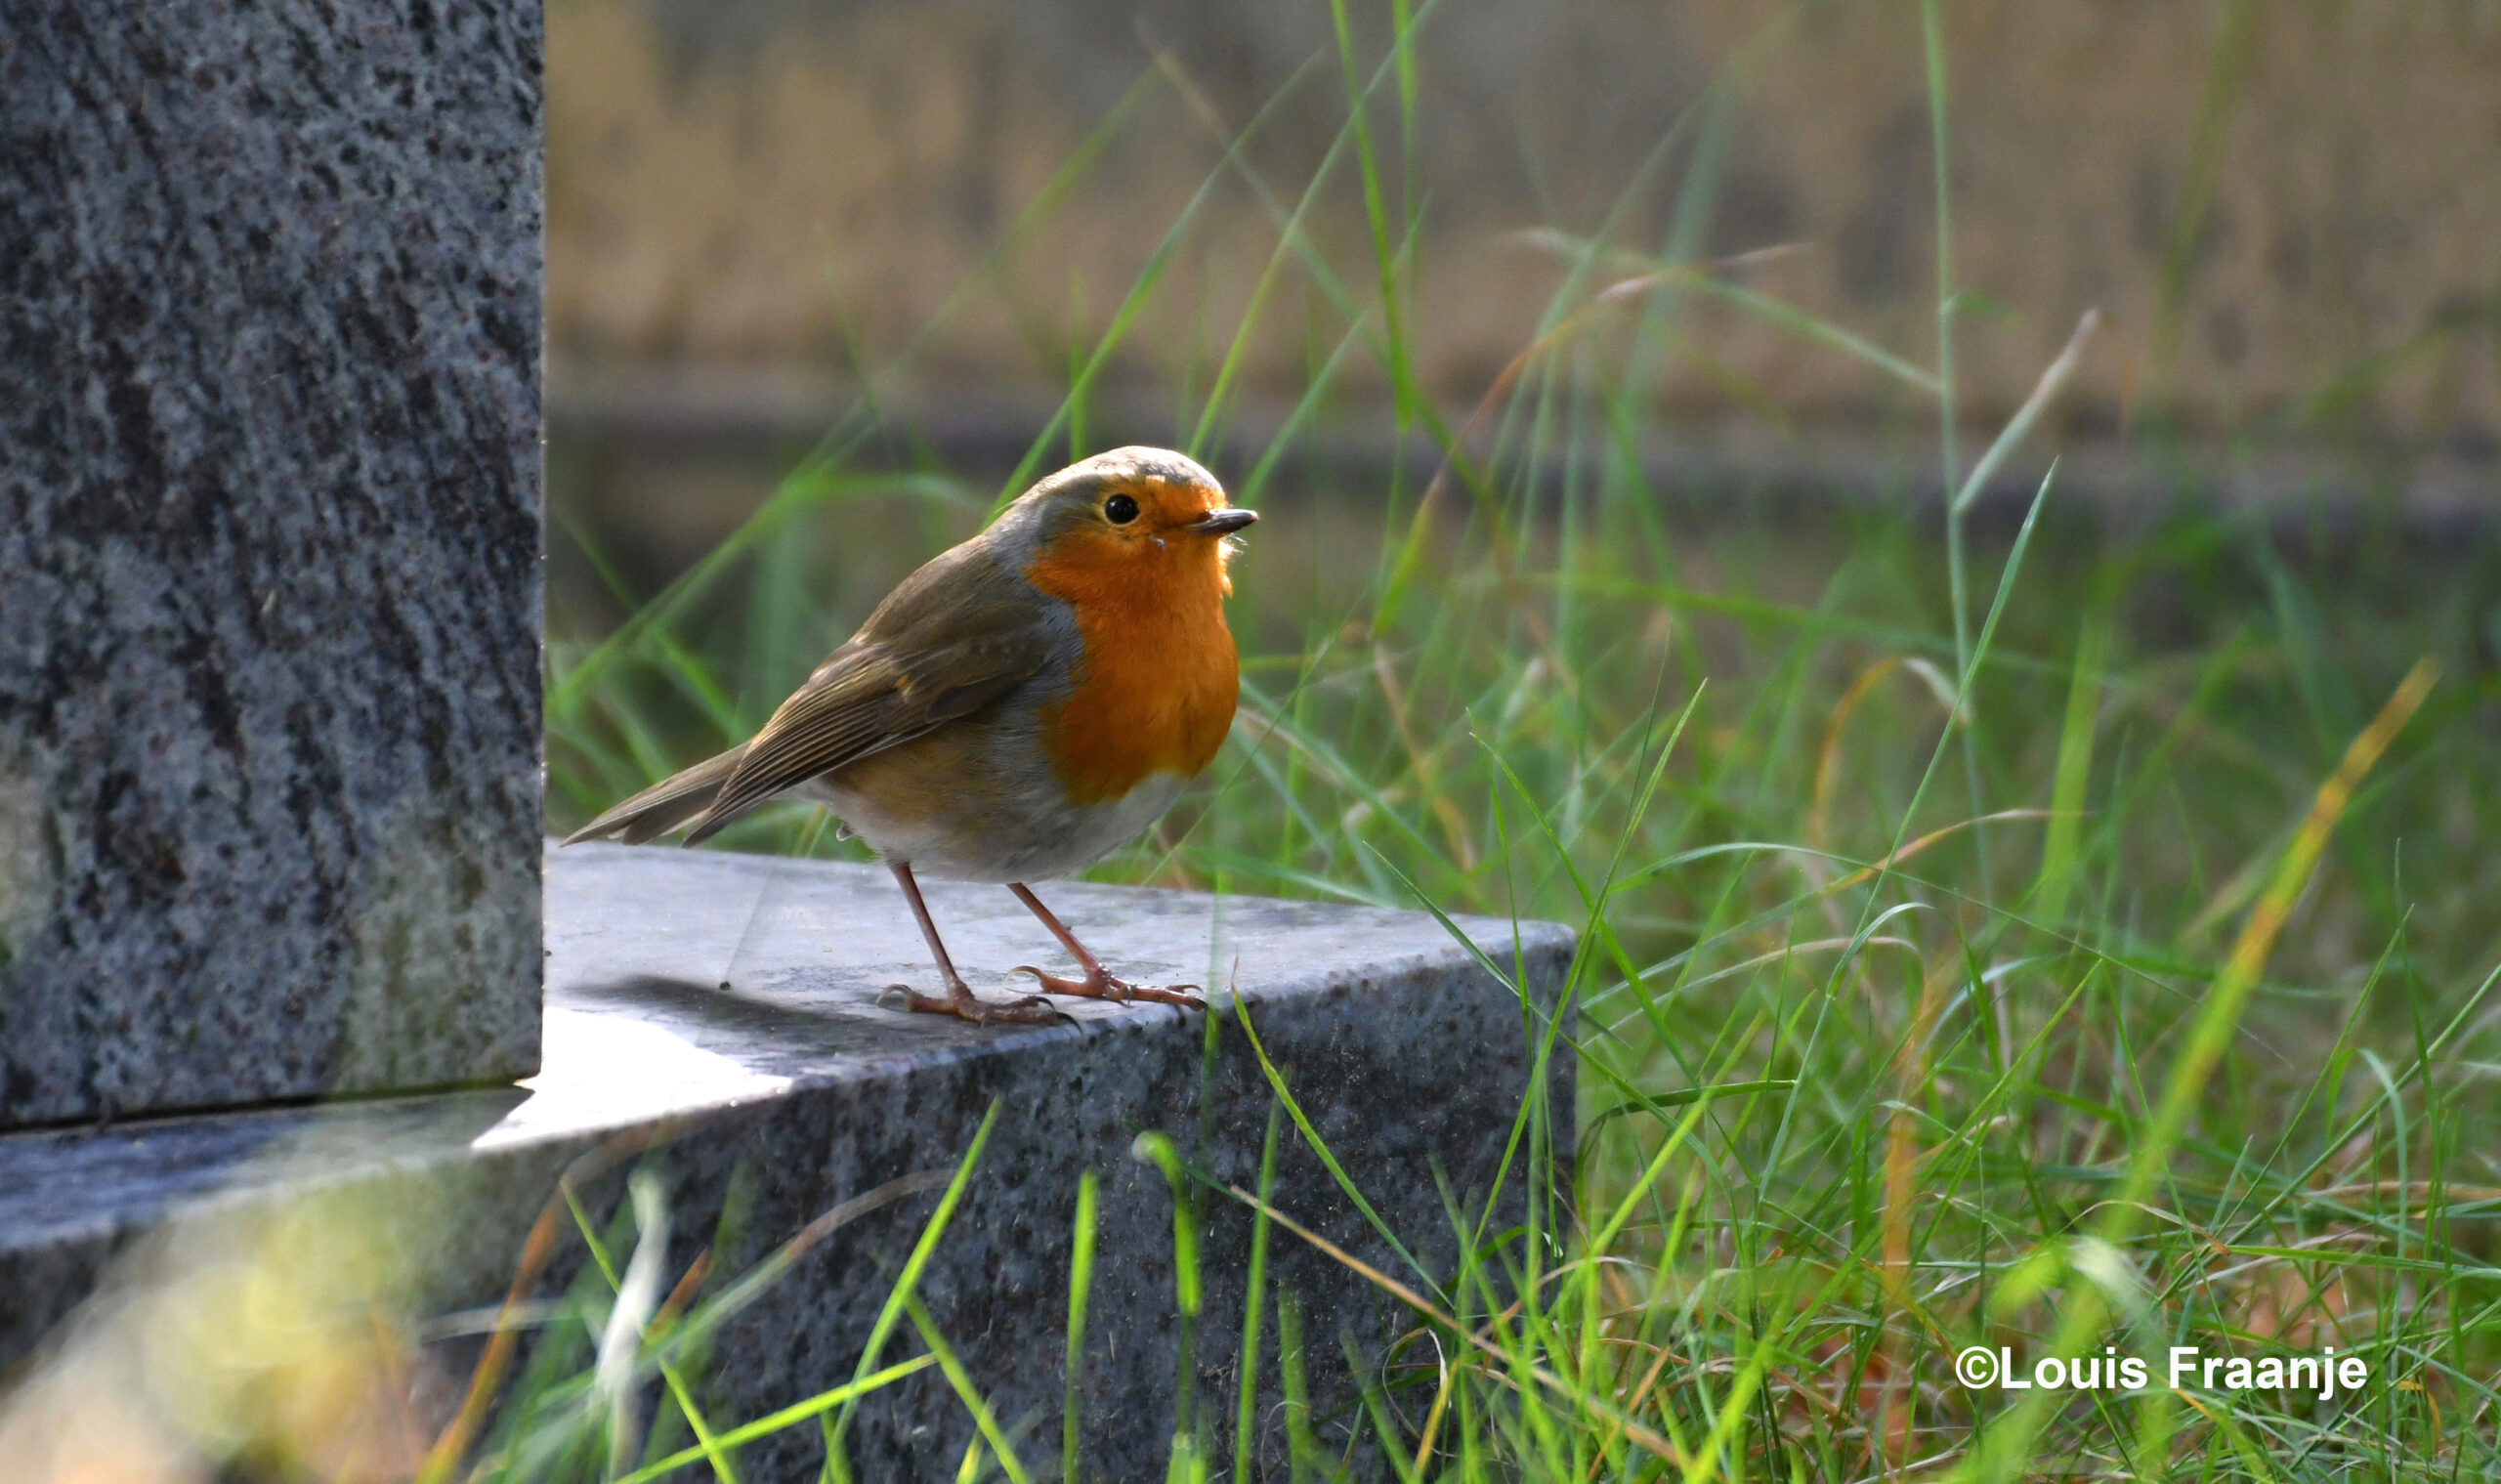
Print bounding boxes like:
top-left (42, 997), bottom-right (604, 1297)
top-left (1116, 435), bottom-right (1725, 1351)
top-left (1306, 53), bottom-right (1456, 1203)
top-left (0, 846), bottom-right (1574, 1480)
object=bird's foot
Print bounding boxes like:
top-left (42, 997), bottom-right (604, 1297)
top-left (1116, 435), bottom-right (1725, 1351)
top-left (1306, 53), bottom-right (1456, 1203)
top-left (885, 982), bottom-right (1067, 1026)
top-left (1014, 964), bottom-right (1207, 1010)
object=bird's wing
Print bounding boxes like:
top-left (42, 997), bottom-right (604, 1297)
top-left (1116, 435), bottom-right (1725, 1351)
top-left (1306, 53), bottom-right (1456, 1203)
top-left (683, 547), bottom-right (1058, 841)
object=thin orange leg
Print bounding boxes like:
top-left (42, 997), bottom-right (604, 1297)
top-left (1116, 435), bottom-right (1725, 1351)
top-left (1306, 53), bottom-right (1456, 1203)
top-left (886, 862), bottom-right (1062, 1025)
top-left (1006, 883), bottom-right (1207, 1009)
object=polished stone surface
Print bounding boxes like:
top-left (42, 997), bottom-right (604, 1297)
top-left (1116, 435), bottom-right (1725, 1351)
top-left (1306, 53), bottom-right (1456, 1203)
top-left (0, 845), bottom-right (1576, 1478)
top-left (0, 0), bottom-right (544, 1124)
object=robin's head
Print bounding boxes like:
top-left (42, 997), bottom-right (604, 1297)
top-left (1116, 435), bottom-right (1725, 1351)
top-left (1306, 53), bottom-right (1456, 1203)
top-left (1003, 446), bottom-right (1257, 596)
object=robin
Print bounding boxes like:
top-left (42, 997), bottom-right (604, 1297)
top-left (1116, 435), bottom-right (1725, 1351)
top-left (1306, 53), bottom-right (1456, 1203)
top-left (564, 446), bottom-right (1254, 1024)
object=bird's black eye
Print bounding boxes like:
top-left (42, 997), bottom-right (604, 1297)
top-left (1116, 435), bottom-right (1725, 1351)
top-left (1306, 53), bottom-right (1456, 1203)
top-left (1103, 493), bottom-right (1140, 525)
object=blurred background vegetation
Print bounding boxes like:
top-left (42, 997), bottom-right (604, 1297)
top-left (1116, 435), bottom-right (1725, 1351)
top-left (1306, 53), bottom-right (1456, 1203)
top-left (547, 0), bottom-right (2499, 605)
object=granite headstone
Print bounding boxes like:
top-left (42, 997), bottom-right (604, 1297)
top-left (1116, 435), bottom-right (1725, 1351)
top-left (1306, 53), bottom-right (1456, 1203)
top-left (0, 1), bottom-right (544, 1124)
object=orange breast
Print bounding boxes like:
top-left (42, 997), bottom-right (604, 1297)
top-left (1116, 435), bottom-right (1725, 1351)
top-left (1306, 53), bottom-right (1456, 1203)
top-left (1025, 531), bottom-right (1239, 805)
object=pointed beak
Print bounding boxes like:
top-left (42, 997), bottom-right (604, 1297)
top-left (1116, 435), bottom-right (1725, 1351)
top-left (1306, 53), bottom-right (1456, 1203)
top-left (1188, 508), bottom-right (1258, 535)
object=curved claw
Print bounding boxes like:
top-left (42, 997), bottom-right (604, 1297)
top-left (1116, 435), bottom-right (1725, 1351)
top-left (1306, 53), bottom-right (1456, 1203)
top-left (1016, 965), bottom-right (1208, 1011)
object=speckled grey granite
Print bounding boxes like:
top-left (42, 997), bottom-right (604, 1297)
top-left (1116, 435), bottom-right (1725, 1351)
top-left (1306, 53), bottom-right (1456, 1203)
top-left (0, 845), bottom-right (1576, 1480)
top-left (0, 1), bottom-right (544, 1124)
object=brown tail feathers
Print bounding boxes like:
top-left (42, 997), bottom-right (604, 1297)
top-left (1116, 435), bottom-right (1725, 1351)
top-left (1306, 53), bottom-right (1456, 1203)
top-left (562, 745), bottom-right (748, 846)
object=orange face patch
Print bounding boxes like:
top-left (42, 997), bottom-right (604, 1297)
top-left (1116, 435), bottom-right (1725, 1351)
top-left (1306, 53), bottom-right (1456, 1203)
top-left (1024, 478), bottom-right (1242, 804)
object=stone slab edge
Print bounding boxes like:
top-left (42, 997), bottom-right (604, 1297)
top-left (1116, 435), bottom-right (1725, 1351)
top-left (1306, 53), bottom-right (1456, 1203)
top-left (0, 850), bottom-right (1577, 1477)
